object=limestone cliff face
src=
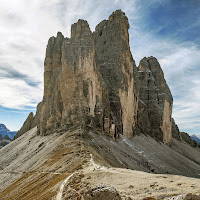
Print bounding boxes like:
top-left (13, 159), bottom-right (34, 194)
top-left (137, 57), bottom-right (173, 144)
top-left (18, 10), bottom-right (185, 145)
top-left (94, 10), bottom-right (139, 137)
top-left (37, 10), bottom-right (139, 138)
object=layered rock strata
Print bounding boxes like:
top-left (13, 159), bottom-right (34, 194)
top-left (18, 10), bottom-right (188, 145)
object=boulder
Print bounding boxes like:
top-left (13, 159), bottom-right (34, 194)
top-left (14, 112), bottom-right (34, 139)
top-left (172, 118), bottom-right (181, 141)
top-left (37, 9), bottom-right (139, 138)
top-left (83, 185), bottom-right (122, 200)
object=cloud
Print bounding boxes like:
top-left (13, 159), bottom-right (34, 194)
top-left (124, 0), bottom-right (200, 133)
top-left (0, 0), bottom-right (139, 111)
top-left (0, 77), bottom-right (42, 109)
top-left (158, 45), bottom-right (200, 131)
top-left (0, 65), bottom-right (40, 87)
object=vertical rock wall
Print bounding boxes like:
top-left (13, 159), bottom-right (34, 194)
top-left (137, 57), bottom-right (173, 143)
top-left (36, 10), bottom-right (139, 138)
top-left (18, 10), bottom-right (182, 144)
top-left (94, 10), bottom-right (139, 137)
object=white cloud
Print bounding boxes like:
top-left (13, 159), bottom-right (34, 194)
top-left (0, 78), bottom-right (42, 109)
top-left (158, 45), bottom-right (200, 131)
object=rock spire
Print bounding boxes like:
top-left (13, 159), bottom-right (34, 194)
top-left (18, 10), bottom-right (184, 145)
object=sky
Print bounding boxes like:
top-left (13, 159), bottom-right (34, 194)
top-left (0, 0), bottom-right (199, 135)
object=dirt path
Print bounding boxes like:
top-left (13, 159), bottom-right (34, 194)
top-left (55, 154), bottom-right (101, 200)
top-left (56, 173), bottom-right (76, 200)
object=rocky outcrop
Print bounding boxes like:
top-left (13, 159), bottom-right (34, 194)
top-left (83, 185), bottom-right (122, 200)
top-left (15, 112), bottom-right (34, 139)
top-left (137, 57), bottom-right (173, 144)
top-left (18, 10), bottom-right (193, 146)
top-left (14, 103), bottom-right (42, 139)
top-left (94, 11), bottom-right (139, 137)
top-left (37, 10), bottom-right (139, 138)
top-left (171, 120), bottom-right (198, 147)
top-left (31, 102), bottom-right (42, 129)
top-left (181, 132), bottom-right (198, 147)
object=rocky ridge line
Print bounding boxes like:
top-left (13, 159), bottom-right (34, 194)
top-left (16, 10), bottom-right (197, 146)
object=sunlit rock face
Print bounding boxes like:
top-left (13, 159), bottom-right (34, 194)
top-left (37, 10), bottom-right (139, 138)
top-left (18, 10), bottom-right (182, 144)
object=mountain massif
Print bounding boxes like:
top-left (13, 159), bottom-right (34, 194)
top-left (1, 10), bottom-right (200, 200)
top-left (0, 123), bottom-right (16, 140)
top-left (17, 10), bottom-right (194, 146)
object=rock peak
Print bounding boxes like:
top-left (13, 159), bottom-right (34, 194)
top-left (109, 9), bottom-right (126, 19)
top-left (57, 31), bottom-right (64, 38)
top-left (71, 19), bottom-right (91, 39)
top-left (109, 9), bottom-right (129, 29)
top-left (18, 10), bottom-right (183, 145)
top-left (137, 57), bottom-right (173, 144)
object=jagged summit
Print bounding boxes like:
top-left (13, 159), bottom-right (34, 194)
top-left (108, 9), bottom-right (129, 28)
top-left (17, 10), bottom-right (188, 145)
top-left (137, 56), bottom-right (173, 144)
top-left (71, 19), bottom-right (91, 39)
top-left (27, 8), bottom-right (139, 138)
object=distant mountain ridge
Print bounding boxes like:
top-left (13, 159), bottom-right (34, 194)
top-left (191, 134), bottom-right (200, 145)
top-left (0, 134), bottom-right (11, 149)
top-left (0, 123), bottom-right (17, 140)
